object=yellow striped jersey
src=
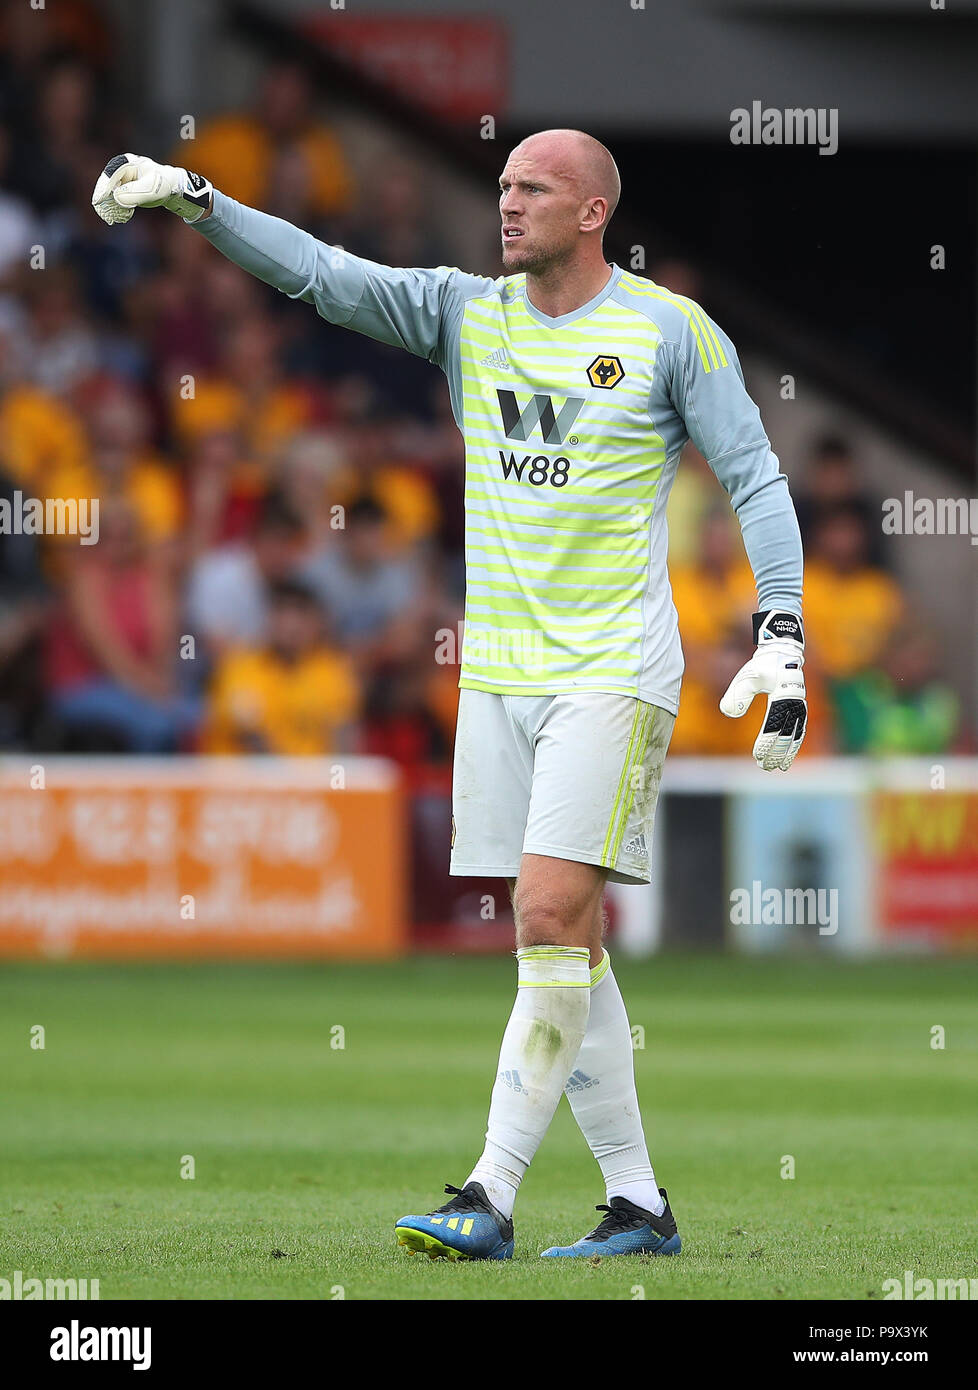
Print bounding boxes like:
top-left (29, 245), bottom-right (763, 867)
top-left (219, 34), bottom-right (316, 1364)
top-left (196, 197), bottom-right (803, 711)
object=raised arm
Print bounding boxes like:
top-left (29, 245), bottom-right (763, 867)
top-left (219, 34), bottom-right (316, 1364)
top-left (192, 191), bottom-right (456, 362)
top-left (91, 153), bottom-right (478, 365)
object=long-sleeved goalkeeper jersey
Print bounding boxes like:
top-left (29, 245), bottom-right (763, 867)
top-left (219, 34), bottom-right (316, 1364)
top-left (193, 192), bottom-right (803, 713)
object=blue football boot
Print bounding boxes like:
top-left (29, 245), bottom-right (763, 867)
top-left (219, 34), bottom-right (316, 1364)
top-left (396, 1182), bottom-right (515, 1261)
top-left (541, 1189), bottom-right (681, 1258)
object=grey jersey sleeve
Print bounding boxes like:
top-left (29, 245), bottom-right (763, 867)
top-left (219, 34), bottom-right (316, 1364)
top-left (191, 191), bottom-right (488, 369)
top-left (666, 304), bottom-right (804, 620)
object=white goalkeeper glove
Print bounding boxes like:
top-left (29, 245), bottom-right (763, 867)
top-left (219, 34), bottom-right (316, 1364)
top-left (720, 610), bottom-right (808, 771)
top-left (91, 153), bottom-right (213, 225)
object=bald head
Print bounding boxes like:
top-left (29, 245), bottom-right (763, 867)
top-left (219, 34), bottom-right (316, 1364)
top-left (498, 129), bottom-right (621, 278)
top-left (508, 129), bottom-right (621, 228)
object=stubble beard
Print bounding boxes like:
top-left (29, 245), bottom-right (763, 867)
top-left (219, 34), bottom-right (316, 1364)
top-left (502, 231), bottom-right (574, 278)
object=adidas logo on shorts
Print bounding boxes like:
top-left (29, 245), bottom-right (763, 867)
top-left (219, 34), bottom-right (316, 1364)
top-left (622, 832), bottom-right (648, 859)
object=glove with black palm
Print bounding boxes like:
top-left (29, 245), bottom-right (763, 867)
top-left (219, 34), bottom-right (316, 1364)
top-left (92, 154), bottom-right (213, 224)
top-left (720, 611), bottom-right (807, 771)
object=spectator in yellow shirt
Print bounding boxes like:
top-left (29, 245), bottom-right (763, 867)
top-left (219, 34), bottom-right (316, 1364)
top-left (0, 375), bottom-right (88, 494)
top-left (669, 507), bottom-right (832, 755)
top-left (170, 316), bottom-right (317, 478)
top-left (77, 379), bottom-right (183, 544)
top-left (0, 341), bottom-right (182, 549)
top-left (804, 505), bottom-right (904, 679)
top-left (0, 312), bottom-right (87, 491)
top-left (333, 412), bottom-right (440, 553)
top-left (205, 578), bottom-right (359, 756)
top-left (669, 508), bottom-right (757, 755)
top-left (174, 62), bottom-right (354, 222)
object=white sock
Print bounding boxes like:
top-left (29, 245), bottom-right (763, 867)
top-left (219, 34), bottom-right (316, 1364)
top-left (466, 945), bottom-right (591, 1219)
top-left (564, 950), bottom-right (665, 1217)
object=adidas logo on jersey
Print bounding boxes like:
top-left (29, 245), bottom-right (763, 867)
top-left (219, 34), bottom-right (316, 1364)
top-left (564, 1069), bottom-right (599, 1094)
top-left (622, 833), bottom-right (648, 858)
top-left (499, 1069), bottom-right (527, 1094)
top-left (480, 348), bottom-right (512, 370)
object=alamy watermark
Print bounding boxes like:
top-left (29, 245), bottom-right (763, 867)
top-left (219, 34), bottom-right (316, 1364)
top-left (730, 102), bottom-right (838, 156)
top-left (50, 1320), bottom-right (150, 1371)
top-left (883, 1269), bottom-right (978, 1300)
top-left (729, 881), bottom-right (839, 935)
top-left (1, 1269), bottom-right (100, 1299)
top-left (882, 491), bottom-right (978, 545)
top-left (435, 620), bottom-right (545, 672)
top-left (0, 492), bottom-right (99, 544)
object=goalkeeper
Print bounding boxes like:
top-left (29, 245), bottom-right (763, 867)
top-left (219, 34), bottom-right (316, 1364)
top-left (93, 136), bottom-right (806, 1262)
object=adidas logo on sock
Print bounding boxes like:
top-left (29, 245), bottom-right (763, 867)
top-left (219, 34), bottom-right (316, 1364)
top-left (499, 1069), bottom-right (527, 1094)
top-left (480, 348), bottom-right (511, 370)
top-left (564, 1069), bottom-right (599, 1094)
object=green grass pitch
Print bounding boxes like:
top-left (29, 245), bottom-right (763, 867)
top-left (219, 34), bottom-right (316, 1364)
top-left (1, 954), bottom-right (975, 1300)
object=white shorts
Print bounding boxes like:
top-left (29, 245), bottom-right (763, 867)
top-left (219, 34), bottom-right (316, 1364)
top-left (450, 690), bottom-right (674, 886)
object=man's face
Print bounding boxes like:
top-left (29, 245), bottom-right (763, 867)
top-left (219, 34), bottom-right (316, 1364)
top-left (498, 146), bottom-right (584, 273)
top-left (815, 514), bottom-right (866, 574)
top-left (269, 599), bottom-right (320, 661)
top-left (255, 525), bottom-right (301, 579)
top-left (348, 517), bottom-right (387, 569)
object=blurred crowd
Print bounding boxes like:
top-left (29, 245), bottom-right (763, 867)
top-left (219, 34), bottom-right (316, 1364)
top-left (0, 2), bottom-right (963, 764)
top-left (668, 434), bottom-right (960, 756)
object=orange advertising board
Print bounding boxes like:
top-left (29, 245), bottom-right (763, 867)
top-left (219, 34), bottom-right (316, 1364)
top-left (874, 790), bottom-right (978, 944)
top-left (0, 758), bottom-right (405, 959)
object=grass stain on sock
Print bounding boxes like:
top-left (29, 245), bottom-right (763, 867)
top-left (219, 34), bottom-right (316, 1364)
top-left (526, 1018), bottom-right (563, 1060)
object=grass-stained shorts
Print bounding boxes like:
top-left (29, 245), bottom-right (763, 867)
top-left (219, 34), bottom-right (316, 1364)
top-left (450, 690), bottom-right (674, 885)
